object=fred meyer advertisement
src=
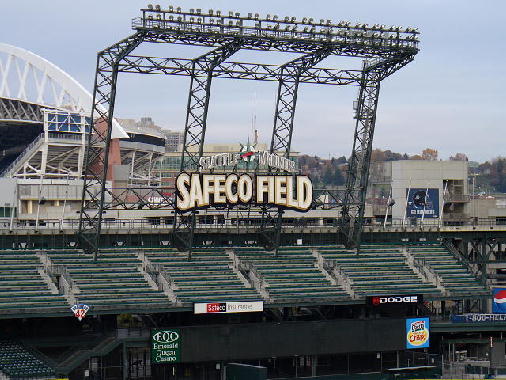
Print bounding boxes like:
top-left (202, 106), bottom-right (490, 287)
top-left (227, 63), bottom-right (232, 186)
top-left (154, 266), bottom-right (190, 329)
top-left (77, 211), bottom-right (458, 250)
top-left (406, 318), bottom-right (430, 349)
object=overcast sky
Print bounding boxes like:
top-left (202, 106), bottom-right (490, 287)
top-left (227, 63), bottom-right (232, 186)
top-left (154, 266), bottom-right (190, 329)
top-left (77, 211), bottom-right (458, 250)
top-left (1, 1), bottom-right (505, 162)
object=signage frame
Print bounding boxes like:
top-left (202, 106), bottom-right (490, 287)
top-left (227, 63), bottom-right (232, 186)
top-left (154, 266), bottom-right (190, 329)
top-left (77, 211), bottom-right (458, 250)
top-left (151, 329), bottom-right (181, 364)
top-left (175, 172), bottom-right (313, 213)
top-left (367, 294), bottom-right (423, 306)
top-left (194, 301), bottom-right (264, 314)
top-left (406, 317), bottom-right (430, 349)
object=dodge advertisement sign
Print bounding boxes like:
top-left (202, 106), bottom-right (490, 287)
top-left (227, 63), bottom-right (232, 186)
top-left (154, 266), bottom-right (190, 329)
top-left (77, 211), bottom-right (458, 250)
top-left (367, 295), bottom-right (423, 306)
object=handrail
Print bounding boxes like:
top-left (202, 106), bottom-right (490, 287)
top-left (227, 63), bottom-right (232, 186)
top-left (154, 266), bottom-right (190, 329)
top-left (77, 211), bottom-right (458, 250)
top-left (0, 133), bottom-right (44, 177)
top-left (443, 240), bottom-right (481, 281)
top-left (2, 215), bottom-right (506, 232)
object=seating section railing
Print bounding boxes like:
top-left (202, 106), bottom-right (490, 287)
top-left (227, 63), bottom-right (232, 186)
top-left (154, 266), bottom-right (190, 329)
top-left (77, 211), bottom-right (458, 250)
top-left (0, 251), bottom-right (69, 316)
top-left (407, 243), bottom-right (488, 295)
top-left (316, 244), bottom-right (441, 297)
top-left (234, 246), bottom-right (349, 302)
top-left (143, 247), bottom-right (261, 303)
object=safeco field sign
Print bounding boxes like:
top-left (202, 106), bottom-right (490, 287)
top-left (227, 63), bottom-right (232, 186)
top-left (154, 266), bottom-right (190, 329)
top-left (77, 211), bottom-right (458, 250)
top-left (151, 329), bottom-right (181, 363)
top-left (405, 318), bottom-right (430, 349)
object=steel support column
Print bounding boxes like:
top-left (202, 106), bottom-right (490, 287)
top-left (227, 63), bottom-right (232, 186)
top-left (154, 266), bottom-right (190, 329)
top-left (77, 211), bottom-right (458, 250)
top-left (172, 41), bottom-right (242, 257)
top-left (259, 48), bottom-right (332, 252)
top-left (340, 61), bottom-right (382, 249)
top-left (77, 32), bottom-right (146, 259)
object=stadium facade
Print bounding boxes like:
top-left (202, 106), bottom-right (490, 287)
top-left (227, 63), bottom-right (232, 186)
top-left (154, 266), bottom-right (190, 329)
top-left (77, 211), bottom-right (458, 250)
top-left (0, 7), bottom-right (505, 380)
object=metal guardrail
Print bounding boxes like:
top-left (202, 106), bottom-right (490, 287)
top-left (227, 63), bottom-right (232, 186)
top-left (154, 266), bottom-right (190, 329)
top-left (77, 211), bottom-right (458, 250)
top-left (0, 133), bottom-right (44, 177)
top-left (1, 216), bottom-right (506, 232)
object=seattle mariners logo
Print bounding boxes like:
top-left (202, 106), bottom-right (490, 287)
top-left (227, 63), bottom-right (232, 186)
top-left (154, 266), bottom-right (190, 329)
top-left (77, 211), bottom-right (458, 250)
top-left (239, 140), bottom-right (257, 163)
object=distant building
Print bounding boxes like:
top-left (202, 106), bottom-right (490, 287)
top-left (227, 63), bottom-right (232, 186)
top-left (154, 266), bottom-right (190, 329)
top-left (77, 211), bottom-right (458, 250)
top-left (369, 160), bottom-right (469, 225)
top-left (164, 130), bottom-right (184, 152)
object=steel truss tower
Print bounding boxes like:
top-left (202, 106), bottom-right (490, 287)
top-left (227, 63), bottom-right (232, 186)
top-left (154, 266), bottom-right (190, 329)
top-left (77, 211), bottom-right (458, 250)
top-left (172, 42), bottom-right (242, 256)
top-left (78, 5), bottom-right (419, 258)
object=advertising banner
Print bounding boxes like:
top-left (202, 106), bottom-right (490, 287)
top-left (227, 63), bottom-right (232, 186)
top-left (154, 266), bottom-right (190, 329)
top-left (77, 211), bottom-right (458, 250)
top-left (194, 301), bottom-right (264, 314)
top-left (406, 188), bottom-right (439, 219)
top-left (367, 294), bottom-right (423, 306)
top-left (406, 318), bottom-right (430, 349)
top-left (493, 289), bottom-right (506, 313)
top-left (452, 314), bottom-right (506, 323)
top-left (151, 329), bottom-right (181, 364)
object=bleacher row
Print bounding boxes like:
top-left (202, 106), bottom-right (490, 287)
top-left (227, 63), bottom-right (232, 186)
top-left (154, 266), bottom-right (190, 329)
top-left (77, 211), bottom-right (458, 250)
top-left (0, 340), bottom-right (55, 379)
top-left (0, 243), bottom-right (488, 316)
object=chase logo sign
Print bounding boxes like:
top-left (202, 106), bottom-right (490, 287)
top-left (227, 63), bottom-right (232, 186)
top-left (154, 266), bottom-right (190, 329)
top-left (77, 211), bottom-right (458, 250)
top-left (406, 318), bottom-right (430, 349)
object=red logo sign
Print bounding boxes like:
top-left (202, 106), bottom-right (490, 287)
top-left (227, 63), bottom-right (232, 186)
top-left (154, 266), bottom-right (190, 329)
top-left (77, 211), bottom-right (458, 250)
top-left (206, 303), bottom-right (226, 313)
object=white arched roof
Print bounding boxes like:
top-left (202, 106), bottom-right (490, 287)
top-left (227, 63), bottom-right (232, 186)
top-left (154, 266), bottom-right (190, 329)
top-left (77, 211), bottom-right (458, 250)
top-left (0, 43), bottom-right (128, 138)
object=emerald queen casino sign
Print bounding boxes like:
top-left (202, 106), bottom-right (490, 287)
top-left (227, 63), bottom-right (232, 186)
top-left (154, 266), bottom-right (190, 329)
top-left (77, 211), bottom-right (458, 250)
top-left (175, 148), bottom-right (313, 212)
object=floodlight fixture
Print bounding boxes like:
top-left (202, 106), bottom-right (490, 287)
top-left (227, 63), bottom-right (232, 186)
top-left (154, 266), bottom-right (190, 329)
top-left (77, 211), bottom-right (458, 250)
top-left (147, 4), bottom-right (153, 10)
top-left (155, 4), bottom-right (161, 11)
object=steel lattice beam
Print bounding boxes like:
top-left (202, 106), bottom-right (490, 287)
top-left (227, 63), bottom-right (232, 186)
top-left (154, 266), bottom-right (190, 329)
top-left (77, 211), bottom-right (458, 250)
top-left (77, 6), bottom-right (419, 258)
top-left (78, 32), bottom-right (146, 259)
top-left (117, 56), bottom-right (362, 85)
top-left (0, 98), bottom-right (44, 123)
top-left (340, 60), bottom-right (383, 249)
top-left (172, 41), bottom-right (242, 257)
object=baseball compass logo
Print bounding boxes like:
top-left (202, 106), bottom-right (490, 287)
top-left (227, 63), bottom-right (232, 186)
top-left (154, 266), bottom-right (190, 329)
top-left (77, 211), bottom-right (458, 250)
top-left (239, 140), bottom-right (257, 163)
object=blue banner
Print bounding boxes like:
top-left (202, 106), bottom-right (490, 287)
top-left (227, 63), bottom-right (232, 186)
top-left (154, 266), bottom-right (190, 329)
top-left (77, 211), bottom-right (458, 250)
top-left (452, 314), bottom-right (506, 323)
top-left (493, 288), bottom-right (506, 313)
top-left (406, 188), bottom-right (439, 219)
top-left (406, 317), bottom-right (430, 349)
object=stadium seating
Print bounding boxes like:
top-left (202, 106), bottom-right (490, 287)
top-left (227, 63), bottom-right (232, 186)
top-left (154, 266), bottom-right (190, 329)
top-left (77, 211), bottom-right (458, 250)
top-left (0, 242), bottom-right (489, 317)
top-left (316, 244), bottom-right (442, 297)
top-left (407, 243), bottom-right (487, 294)
top-left (0, 251), bottom-right (69, 314)
top-left (46, 250), bottom-right (171, 311)
top-left (0, 339), bottom-right (55, 378)
top-left (143, 247), bottom-right (261, 303)
top-left (234, 247), bottom-right (349, 301)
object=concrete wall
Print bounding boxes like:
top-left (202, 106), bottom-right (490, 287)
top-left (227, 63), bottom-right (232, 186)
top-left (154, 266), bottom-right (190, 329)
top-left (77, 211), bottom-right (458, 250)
top-left (178, 319), bottom-right (406, 363)
top-left (389, 160), bottom-right (468, 219)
